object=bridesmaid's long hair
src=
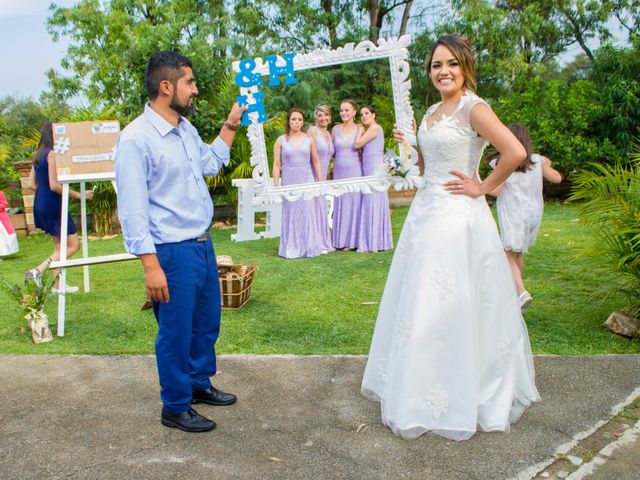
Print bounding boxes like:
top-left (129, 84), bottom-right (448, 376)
top-left (285, 108), bottom-right (304, 135)
top-left (425, 34), bottom-right (477, 92)
top-left (33, 122), bottom-right (54, 168)
top-left (486, 123), bottom-right (533, 173)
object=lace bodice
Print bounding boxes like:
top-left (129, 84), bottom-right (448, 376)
top-left (417, 92), bottom-right (489, 186)
top-left (280, 135), bottom-right (314, 186)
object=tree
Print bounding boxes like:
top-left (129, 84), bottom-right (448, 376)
top-left (614, 0), bottom-right (640, 39)
top-left (366, 0), bottom-right (414, 42)
top-left (418, 0), bottom-right (622, 95)
top-left (492, 73), bottom-right (619, 175)
top-left (587, 40), bottom-right (640, 157)
top-left (47, 0), bottom-right (233, 129)
top-left (553, 0), bottom-right (617, 60)
top-left (0, 95), bottom-right (69, 203)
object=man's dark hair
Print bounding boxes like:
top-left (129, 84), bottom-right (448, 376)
top-left (145, 51), bottom-right (193, 100)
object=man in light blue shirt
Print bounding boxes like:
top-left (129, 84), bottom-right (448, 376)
top-left (115, 51), bottom-right (246, 433)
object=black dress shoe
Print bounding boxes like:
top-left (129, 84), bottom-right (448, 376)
top-left (161, 407), bottom-right (216, 432)
top-left (192, 386), bottom-right (237, 406)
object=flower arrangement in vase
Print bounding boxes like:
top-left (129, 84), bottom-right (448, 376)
top-left (2, 267), bottom-right (59, 343)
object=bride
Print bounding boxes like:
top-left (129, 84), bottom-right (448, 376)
top-left (361, 34), bottom-right (540, 441)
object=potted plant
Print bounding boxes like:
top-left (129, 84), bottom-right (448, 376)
top-left (2, 269), bottom-right (59, 343)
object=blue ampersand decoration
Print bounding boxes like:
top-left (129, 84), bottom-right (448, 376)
top-left (235, 58), bottom-right (263, 87)
top-left (234, 51), bottom-right (298, 125)
top-left (265, 52), bottom-right (297, 87)
top-left (236, 91), bottom-right (268, 127)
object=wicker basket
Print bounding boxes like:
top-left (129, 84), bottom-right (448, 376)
top-left (218, 263), bottom-right (257, 310)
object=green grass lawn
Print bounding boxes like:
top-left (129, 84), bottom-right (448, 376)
top-left (0, 202), bottom-right (638, 355)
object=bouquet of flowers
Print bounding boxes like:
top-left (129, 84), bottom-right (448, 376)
top-left (384, 142), bottom-right (412, 178)
top-left (377, 140), bottom-right (422, 190)
top-left (383, 148), bottom-right (409, 178)
top-left (383, 150), bottom-right (407, 178)
top-left (2, 272), bottom-right (57, 314)
top-left (2, 267), bottom-right (58, 343)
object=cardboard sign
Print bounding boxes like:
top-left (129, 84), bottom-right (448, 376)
top-left (52, 121), bottom-right (120, 177)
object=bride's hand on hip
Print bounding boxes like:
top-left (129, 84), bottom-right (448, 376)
top-left (445, 170), bottom-right (483, 198)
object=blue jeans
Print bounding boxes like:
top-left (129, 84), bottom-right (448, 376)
top-left (152, 236), bottom-right (221, 413)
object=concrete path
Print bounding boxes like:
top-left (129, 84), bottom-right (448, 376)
top-left (0, 354), bottom-right (639, 480)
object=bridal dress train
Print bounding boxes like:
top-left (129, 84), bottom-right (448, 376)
top-left (361, 92), bottom-right (540, 441)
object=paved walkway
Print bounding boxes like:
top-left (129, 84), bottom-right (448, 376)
top-left (0, 354), bottom-right (639, 479)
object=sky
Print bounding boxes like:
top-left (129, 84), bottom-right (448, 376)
top-left (0, 1), bottom-right (630, 102)
top-left (0, 0), bottom-right (74, 100)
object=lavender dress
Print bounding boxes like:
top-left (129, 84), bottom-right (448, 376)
top-left (309, 126), bottom-right (334, 180)
top-left (308, 127), bottom-right (334, 253)
top-left (357, 127), bottom-right (393, 252)
top-left (279, 135), bottom-right (324, 259)
top-left (332, 125), bottom-right (362, 249)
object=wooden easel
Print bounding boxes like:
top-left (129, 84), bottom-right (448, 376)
top-left (49, 121), bottom-right (136, 336)
top-left (50, 172), bottom-right (136, 336)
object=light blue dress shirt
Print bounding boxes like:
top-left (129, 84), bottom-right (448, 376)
top-left (115, 104), bottom-right (230, 255)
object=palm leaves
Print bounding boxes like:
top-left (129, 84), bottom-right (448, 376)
top-left (571, 139), bottom-right (640, 316)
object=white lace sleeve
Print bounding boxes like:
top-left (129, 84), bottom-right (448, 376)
top-left (456, 93), bottom-right (491, 130)
top-left (424, 102), bottom-right (440, 125)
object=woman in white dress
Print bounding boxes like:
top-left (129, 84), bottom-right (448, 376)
top-left (488, 124), bottom-right (563, 308)
top-left (361, 35), bottom-right (541, 441)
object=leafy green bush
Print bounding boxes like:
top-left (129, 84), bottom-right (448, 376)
top-left (570, 140), bottom-right (640, 316)
top-left (588, 41), bottom-right (640, 158)
top-left (493, 75), bottom-right (619, 176)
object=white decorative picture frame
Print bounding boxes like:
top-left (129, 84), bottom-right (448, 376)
top-left (232, 35), bottom-right (421, 205)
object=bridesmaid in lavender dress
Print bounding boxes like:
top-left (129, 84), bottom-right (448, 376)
top-left (307, 104), bottom-right (335, 253)
top-left (331, 99), bottom-right (363, 250)
top-left (354, 105), bottom-right (393, 252)
top-left (273, 108), bottom-right (324, 259)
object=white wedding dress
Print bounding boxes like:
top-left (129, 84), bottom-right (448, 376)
top-left (361, 92), bottom-right (540, 441)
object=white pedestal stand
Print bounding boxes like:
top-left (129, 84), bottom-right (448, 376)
top-left (231, 178), bottom-right (282, 242)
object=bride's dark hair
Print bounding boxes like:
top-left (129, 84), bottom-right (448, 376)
top-left (425, 34), bottom-right (477, 92)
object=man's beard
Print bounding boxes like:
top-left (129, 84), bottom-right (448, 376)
top-left (169, 93), bottom-right (195, 117)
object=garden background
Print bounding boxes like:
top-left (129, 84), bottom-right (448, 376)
top-left (0, 0), bottom-right (638, 350)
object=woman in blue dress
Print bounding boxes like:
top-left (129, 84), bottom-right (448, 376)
top-left (27, 122), bottom-right (93, 293)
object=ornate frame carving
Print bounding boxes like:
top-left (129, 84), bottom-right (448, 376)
top-left (232, 35), bottom-right (420, 204)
